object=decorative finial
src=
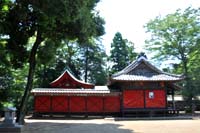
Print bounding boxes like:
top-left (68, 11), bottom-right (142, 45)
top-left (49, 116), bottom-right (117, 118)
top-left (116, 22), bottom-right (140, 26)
top-left (137, 52), bottom-right (147, 59)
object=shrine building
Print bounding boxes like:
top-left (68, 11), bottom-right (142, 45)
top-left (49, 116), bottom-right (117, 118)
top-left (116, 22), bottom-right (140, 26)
top-left (31, 54), bottom-right (184, 117)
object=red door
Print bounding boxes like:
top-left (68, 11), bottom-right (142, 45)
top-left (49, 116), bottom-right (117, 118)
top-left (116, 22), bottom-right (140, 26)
top-left (123, 90), bottom-right (144, 108)
top-left (145, 90), bottom-right (166, 108)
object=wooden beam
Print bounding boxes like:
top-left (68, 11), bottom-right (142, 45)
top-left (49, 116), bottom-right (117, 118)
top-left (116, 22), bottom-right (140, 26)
top-left (172, 88), bottom-right (175, 110)
top-left (164, 87), bottom-right (168, 109)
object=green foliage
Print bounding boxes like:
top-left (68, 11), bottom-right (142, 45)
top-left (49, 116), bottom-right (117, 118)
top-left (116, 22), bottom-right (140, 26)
top-left (0, 0), bottom-right (105, 123)
top-left (35, 40), bottom-right (82, 87)
top-left (80, 39), bottom-right (107, 85)
top-left (110, 32), bottom-right (137, 74)
top-left (1, 0), bottom-right (105, 68)
top-left (11, 67), bottom-right (29, 108)
top-left (0, 0), bottom-right (12, 33)
top-left (0, 36), bottom-right (12, 110)
top-left (144, 7), bottom-right (200, 100)
top-left (187, 49), bottom-right (200, 97)
top-left (0, 73), bottom-right (12, 110)
top-left (34, 38), bottom-right (107, 87)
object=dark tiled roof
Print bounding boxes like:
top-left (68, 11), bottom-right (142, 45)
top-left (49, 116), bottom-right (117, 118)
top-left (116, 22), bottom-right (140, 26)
top-left (111, 56), bottom-right (184, 82)
top-left (112, 74), bottom-right (183, 81)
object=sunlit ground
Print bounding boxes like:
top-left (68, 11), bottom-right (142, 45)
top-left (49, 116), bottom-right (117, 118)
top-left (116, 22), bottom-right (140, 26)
top-left (1, 115), bottom-right (200, 133)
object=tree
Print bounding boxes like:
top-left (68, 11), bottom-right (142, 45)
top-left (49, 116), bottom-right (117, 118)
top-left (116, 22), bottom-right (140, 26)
top-left (187, 49), bottom-right (200, 98)
top-left (80, 38), bottom-right (107, 84)
top-left (144, 7), bottom-right (200, 102)
top-left (35, 39), bottom-right (82, 88)
top-left (35, 37), bottom-right (107, 89)
top-left (87, 43), bottom-right (107, 85)
top-left (0, 46), bottom-right (12, 112)
top-left (110, 32), bottom-right (137, 74)
top-left (0, 0), bottom-right (104, 124)
top-left (0, 36), bottom-right (26, 114)
top-left (34, 39), bottom-right (63, 88)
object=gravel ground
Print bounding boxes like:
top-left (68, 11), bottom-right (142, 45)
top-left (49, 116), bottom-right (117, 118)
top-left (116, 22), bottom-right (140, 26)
top-left (19, 117), bottom-right (200, 133)
top-left (1, 116), bottom-right (200, 133)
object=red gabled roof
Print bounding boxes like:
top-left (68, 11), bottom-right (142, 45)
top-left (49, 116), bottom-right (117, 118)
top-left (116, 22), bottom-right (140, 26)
top-left (50, 70), bottom-right (94, 89)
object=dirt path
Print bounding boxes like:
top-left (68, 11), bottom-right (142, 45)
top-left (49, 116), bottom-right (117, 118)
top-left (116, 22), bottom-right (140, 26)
top-left (22, 117), bottom-right (200, 133)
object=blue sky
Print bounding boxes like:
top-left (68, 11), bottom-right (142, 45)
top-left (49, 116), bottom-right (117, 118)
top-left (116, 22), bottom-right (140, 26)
top-left (96, 0), bottom-right (200, 55)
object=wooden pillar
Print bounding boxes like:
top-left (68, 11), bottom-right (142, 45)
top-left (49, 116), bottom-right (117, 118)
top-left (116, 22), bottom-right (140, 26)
top-left (164, 87), bottom-right (168, 116)
top-left (165, 88), bottom-right (168, 109)
top-left (172, 88), bottom-right (175, 110)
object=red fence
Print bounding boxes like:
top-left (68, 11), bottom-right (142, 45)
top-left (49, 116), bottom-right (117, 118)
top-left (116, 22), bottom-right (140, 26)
top-left (34, 95), bottom-right (120, 113)
top-left (34, 89), bottom-right (167, 114)
top-left (52, 96), bottom-right (68, 112)
top-left (35, 96), bottom-right (51, 112)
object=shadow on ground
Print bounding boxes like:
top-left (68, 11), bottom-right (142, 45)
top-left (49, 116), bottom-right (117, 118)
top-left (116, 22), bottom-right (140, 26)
top-left (23, 121), bottom-right (134, 133)
top-left (27, 115), bottom-right (107, 120)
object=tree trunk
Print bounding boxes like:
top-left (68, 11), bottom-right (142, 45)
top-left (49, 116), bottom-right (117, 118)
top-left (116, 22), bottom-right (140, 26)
top-left (16, 31), bottom-right (42, 125)
top-left (182, 55), bottom-right (193, 112)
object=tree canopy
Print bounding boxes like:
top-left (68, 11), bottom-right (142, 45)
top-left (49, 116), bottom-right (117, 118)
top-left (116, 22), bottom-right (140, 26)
top-left (144, 7), bottom-right (200, 101)
top-left (109, 32), bottom-right (137, 74)
top-left (0, 0), bottom-right (105, 124)
top-left (80, 39), bottom-right (107, 85)
top-left (35, 39), bottom-right (107, 88)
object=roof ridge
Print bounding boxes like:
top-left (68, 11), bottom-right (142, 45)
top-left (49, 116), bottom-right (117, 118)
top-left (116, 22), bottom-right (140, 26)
top-left (111, 56), bottom-right (184, 79)
top-left (50, 70), bottom-right (94, 88)
top-left (112, 59), bottom-right (138, 77)
top-left (112, 57), bottom-right (160, 77)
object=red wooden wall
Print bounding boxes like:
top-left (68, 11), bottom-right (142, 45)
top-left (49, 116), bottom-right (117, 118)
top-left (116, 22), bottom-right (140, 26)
top-left (52, 96), bottom-right (68, 112)
top-left (35, 96), bottom-right (51, 112)
top-left (87, 96), bottom-right (103, 112)
top-left (123, 89), bottom-right (166, 109)
top-left (34, 95), bottom-right (120, 113)
top-left (104, 96), bottom-right (120, 112)
top-left (123, 90), bottom-right (144, 108)
top-left (70, 96), bottom-right (86, 112)
top-left (34, 89), bottom-right (166, 114)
